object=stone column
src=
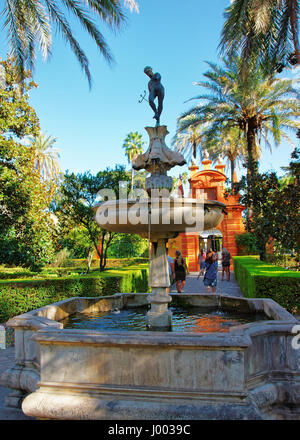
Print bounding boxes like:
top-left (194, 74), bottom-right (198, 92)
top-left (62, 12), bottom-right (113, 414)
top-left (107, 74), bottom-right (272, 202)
top-left (146, 237), bottom-right (172, 329)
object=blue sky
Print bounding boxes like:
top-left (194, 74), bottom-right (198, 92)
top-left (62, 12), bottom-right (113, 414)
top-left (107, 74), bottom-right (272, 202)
top-left (2, 0), bottom-right (298, 183)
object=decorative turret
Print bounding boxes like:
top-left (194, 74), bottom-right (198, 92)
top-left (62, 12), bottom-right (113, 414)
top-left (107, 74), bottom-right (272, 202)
top-left (189, 156), bottom-right (199, 178)
top-left (202, 149), bottom-right (212, 170)
top-left (215, 155), bottom-right (226, 174)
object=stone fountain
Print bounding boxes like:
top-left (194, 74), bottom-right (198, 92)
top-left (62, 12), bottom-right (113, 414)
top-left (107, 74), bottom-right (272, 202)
top-left (95, 122), bottom-right (225, 329)
top-left (95, 67), bottom-right (225, 329)
top-left (1, 68), bottom-right (299, 420)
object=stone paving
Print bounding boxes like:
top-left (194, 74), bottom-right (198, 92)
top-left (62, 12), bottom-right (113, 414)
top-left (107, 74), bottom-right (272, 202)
top-left (0, 347), bottom-right (33, 420)
top-left (170, 269), bottom-right (244, 297)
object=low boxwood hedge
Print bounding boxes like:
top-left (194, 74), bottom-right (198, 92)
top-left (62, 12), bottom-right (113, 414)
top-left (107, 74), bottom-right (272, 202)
top-left (0, 267), bottom-right (85, 280)
top-left (0, 265), bottom-right (149, 322)
top-left (51, 257), bottom-right (148, 268)
top-left (233, 256), bottom-right (300, 314)
top-left (0, 258), bottom-right (149, 278)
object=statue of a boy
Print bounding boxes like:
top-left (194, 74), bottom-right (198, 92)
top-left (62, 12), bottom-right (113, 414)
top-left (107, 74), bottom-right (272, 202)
top-left (144, 66), bottom-right (165, 126)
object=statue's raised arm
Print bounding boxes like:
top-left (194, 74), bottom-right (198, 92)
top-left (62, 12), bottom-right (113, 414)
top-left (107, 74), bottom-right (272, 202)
top-left (144, 66), bottom-right (165, 126)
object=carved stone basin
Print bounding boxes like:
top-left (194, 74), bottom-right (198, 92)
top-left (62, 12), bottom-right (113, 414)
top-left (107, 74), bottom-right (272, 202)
top-left (1, 293), bottom-right (299, 420)
top-left (94, 198), bottom-right (225, 237)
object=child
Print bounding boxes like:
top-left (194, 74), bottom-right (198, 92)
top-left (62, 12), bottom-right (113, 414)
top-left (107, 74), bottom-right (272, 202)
top-left (198, 248), bottom-right (206, 278)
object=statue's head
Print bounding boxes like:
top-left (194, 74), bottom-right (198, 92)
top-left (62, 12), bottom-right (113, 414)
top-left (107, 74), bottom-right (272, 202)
top-left (144, 66), bottom-right (153, 77)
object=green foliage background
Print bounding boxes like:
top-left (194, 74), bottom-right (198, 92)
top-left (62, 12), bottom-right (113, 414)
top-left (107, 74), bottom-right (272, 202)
top-left (0, 58), bottom-right (57, 270)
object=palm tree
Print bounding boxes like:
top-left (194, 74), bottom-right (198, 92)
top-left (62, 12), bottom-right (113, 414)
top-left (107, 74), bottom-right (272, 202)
top-left (220, 0), bottom-right (300, 71)
top-left (122, 131), bottom-right (144, 191)
top-left (205, 125), bottom-right (247, 191)
top-left (172, 115), bottom-right (206, 164)
top-left (175, 116), bottom-right (246, 191)
top-left (172, 172), bottom-right (189, 194)
top-left (30, 132), bottom-right (61, 180)
top-left (3, 0), bottom-right (139, 86)
top-left (177, 55), bottom-right (300, 193)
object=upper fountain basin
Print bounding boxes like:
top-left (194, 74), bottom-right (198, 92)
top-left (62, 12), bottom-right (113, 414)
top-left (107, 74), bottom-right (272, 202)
top-left (94, 198), bottom-right (225, 237)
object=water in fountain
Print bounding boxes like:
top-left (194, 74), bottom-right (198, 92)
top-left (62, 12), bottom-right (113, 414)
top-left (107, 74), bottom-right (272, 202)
top-left (61, 306), bottom-right (271, 333)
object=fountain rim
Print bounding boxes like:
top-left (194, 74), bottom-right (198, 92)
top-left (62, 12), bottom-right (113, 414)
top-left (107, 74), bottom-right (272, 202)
top-left (93, 198), bottom-right (226, 209)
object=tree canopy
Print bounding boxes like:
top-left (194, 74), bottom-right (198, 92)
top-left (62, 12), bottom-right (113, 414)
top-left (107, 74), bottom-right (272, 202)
top-left (220, 0), bottom-right (300, 72)
top-left (177, 54), bottom-right (300, 193)
top-left (0, 57), bottom-right (58, 270)
top-left (2, 0), bottom-right (139, 85)
top-left (57, 165), bottom-right (131, 270)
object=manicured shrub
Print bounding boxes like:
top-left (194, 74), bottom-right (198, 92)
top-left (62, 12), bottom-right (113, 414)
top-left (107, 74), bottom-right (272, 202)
top-left (235, 232), bottom-right (259, 255)
top-left (0, 267), bottom-right (84, 279)
top-left (233, 256), bottom-right (300, 314)
top-left (0, 258), bottom-right (149, 279)
top-left (265, 253), bottom-right (298, 270)
top-left (0, 269), bottom-right (34, 279)
top-left (0, 265), bottom-right (149, 322)
top-left (49, 257), bottom-right (148, 269)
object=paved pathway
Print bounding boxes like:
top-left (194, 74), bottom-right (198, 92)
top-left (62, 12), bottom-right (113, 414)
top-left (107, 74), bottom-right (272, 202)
top-left (0, 347), bottom-right (33, 419)
top-left (170, 270), bottom-right (244, 297)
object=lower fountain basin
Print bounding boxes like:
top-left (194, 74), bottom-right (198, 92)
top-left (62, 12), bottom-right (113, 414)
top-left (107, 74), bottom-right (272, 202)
top-left (1, 293), bottom-right (299, 420)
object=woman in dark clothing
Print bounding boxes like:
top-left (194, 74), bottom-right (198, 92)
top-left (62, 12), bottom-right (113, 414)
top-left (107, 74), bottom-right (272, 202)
top-left (174, 250), bottom-right (188, 293)
top-left (221, 248), bottom-right (231, 281)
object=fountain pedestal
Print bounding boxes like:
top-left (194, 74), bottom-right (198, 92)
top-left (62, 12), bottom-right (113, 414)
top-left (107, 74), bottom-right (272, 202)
top-left (95, 125), bottom-right (224, 331)
top-left (146, 236), bottom-right (174, 329)
top-left (132, 126), bottom-right (186, 330)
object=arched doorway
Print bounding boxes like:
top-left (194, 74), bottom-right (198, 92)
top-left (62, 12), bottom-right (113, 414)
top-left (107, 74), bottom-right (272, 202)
top-left (199, 229), bottom-right (223, 258)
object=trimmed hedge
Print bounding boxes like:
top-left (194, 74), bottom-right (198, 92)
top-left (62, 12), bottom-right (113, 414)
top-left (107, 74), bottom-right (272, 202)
top-left (0, 267), bottom-right (84, 279)
top-left (233, 256), bottom-right (300, 314)
top-left (0, 258), bottom-right (149, 280)
top-left (50, 257), bottom-right (148, 268)
top-left (0, 265), bottom-right (149, 322)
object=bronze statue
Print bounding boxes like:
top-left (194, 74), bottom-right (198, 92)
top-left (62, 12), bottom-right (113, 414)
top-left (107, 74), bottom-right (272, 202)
top-left (144, 66), bottom-right (165, 126)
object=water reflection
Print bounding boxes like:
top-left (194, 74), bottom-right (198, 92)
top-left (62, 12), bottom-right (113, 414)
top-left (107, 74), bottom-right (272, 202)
top-left (61, 306), bottom-right (269, 333)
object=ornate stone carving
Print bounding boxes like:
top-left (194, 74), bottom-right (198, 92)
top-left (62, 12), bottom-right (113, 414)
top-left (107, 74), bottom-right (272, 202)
top-left (133, 126), bottom-right (186, 175)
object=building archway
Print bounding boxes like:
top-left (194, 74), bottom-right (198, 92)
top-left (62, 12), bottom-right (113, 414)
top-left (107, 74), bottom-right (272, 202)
top-left (199, 229), bottom-right (223, 256)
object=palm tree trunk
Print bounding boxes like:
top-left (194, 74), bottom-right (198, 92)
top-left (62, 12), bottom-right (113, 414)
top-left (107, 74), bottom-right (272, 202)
top-left (131, 168), bottom-right (134, 192)
top-left (246, 121), bottom-right (258, 187)
top-left (192, 141), bottom-right (196, 162)
top-left (230, 159), bottom-right (235, 192)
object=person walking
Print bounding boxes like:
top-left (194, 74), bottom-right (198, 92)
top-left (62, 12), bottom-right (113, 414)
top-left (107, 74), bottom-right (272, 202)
top-left (203, 251), bottom-right (218, 294)
top-left (221, 248), bottom-right (231, 281)
top-left (198, 248), bottom-right (206, 278)
top-left (166, 248), bottom-right (174, 292)
top-left (174, 250), bottom-right (187, 293)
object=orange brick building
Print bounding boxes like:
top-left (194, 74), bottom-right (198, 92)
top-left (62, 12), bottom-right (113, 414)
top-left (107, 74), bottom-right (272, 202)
top-left (168, 156), bottom-right (245, 271)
